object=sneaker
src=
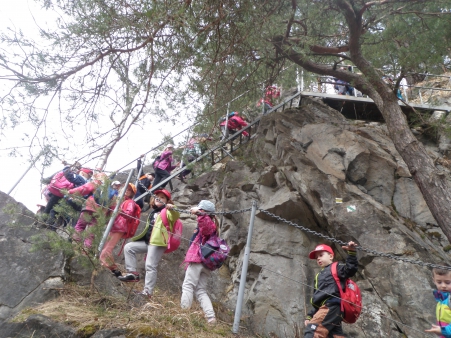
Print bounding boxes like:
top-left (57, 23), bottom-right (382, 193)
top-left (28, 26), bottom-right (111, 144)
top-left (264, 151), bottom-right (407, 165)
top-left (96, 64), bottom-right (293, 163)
top-left (207, 317), bottom-right (217, 325)
top-left (118, 272), bottom-right (140, 282)
top-left (111, 269), bottom-right (122, 278)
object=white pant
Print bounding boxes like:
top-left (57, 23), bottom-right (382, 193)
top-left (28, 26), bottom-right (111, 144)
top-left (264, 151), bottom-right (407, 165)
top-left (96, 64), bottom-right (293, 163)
top-left (123, 241), bottom-right (166, 295)
top-left (181, 263), bottom-right (215, 319)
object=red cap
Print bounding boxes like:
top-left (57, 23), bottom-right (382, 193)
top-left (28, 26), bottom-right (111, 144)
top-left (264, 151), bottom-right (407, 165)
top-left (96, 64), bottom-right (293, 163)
top-left (308, 244), bottom-right (334, 259)
top-left (154, 189), bottom-right (171, 201)
top-left (80, 168), bottom-right (93, 175)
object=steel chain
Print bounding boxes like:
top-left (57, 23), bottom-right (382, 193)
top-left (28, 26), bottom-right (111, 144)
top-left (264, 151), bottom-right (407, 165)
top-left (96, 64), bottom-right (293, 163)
top-left (137, 180), bottom-right (252, 215)
top-left (138, 180), bottom-right (451, 270)
top-left (258, 208), bottom-right (451, 271)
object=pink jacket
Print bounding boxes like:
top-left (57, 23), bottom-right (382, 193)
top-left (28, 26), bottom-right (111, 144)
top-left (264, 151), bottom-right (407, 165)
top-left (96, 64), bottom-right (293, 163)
top-left (157, 150), bottom-right (177, 172)
top-left (68, 181), bottom-right (101, 212)
top-left (183, 214), bottom-right (217, 266)
top-left (48, 171), bottom-right (74, 197)
top-left (111, 198), bottom-right (140, 233)
top-left (220, 115), bottom-right (249, 137)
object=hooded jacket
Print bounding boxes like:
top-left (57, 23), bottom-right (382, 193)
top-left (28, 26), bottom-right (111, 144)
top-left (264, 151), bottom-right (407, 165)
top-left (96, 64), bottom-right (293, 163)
top-left (307, 251), bottom-right (358, 319)
top-left (183, 214), bottom-right (217, 268)
top-left (434, 290), bottom-right (451, 338)
top-left (156, 150), bottom-right (177, 172)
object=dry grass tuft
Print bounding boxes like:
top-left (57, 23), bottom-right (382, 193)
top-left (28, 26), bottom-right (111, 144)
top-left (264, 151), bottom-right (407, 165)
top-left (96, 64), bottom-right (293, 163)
top-left (13, 283), bottom-right (253, 338)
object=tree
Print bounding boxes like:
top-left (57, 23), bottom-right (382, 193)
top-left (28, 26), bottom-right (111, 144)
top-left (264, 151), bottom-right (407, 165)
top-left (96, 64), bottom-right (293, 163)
top-left (267, 0), bottom-right (451, 241)
top-left (1, 0), bottom-right (451, 241)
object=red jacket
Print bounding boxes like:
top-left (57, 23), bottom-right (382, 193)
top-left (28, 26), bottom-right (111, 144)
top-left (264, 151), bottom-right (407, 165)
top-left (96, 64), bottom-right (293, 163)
top-left (220, 115), bottom-right (249, 136)
top-left (111, 198), bottom-right (140, 233)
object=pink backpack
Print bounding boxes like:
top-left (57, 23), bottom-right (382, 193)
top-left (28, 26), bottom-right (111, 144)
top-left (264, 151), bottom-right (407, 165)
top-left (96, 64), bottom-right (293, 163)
top-left (48, 171), bottom-right (74, 197)
top-left (160, 208), bottom-right (183, 254)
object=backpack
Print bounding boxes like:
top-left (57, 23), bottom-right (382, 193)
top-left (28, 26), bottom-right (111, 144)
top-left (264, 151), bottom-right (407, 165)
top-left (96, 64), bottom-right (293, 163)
top-left (331, 262), bottom-right (362, 324)
top-left (152, 155), bottom-right (162, 170)
top-left (123, 201), bottom-right (141, 239)
top-left (218, 112), bottom-right (235, 125)
top-left (94, 186), bottom-right (116, 207)
top-left (48, 171), bottom-right (74, 197)
top-left (117, 201), bottom-right (142, 256)
top-left (199, 232), bottom-right (230, 271)
top-left (160, 208), bottom-right (183, 253)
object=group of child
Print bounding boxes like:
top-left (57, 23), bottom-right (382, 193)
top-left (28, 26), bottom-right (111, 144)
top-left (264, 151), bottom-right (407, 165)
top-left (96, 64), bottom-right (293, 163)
top-left (38, 151), bottom-right (451, 335)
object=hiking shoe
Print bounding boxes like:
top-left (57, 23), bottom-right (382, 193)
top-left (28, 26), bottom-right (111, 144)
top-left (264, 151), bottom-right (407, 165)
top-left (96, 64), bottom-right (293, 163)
top-left (133, 290), bottom-right (152, 300)
top-left (118, 272), bottom-right (140, 282)
top-left (111, 269), bottom-right (122, 278)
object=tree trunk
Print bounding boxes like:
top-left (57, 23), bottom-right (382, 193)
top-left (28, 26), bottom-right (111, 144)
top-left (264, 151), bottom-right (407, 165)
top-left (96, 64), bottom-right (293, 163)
top-left (272, 35), bottom-right (451, 243)
top-left (374, 94), bottom-right (451, 240)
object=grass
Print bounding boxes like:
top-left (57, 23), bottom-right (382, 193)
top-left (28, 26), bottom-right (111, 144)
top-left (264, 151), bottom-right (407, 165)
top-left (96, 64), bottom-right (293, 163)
top-left (12, 283), bottom-right (253, 338)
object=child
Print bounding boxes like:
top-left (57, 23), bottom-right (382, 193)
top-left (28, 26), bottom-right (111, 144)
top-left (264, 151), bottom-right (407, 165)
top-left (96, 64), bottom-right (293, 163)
top-left (425, 267), bottom-right (451, 337)
top-left (304, 241), bottom-right (358, 338)
top-left (100, 183), bottom-right (141, 277)
top-left (180, 200), bottom-right (218, 325)
top-left (118, 189), bottom-right (179, 298)
top-left (152, 145), bottom-right (178, 190)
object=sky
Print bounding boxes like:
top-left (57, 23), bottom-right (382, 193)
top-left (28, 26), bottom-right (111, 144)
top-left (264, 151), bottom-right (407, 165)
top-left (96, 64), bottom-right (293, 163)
top-left (0, 0), bottom-right (197, 211)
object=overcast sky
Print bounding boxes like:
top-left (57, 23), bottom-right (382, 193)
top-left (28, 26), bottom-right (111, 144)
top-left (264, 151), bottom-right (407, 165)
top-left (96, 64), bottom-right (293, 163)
top-left (0, 0), bottom-right (197, 211)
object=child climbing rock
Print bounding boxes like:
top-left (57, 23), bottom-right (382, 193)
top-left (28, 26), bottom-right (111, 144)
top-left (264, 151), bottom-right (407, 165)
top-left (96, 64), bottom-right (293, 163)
top-left (99, 183), bottom-right (141, 277)
top-left (181, 200), bottom-right (218, 325)
top-left (304, 242), bottom-right (358, 338)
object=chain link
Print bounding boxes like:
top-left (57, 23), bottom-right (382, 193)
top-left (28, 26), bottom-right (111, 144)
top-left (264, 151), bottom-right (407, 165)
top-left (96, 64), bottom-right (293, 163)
top-left (137, 180), bottom-right (252, 216)
top-left (258, 208), bottom-right (451, 271)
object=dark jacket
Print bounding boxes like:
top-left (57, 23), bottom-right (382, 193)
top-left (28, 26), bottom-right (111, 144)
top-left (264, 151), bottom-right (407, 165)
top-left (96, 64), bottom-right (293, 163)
top-left (307, 251), bottom-right (358, 319)
top-left (64, 168), bottom-right (87, 188)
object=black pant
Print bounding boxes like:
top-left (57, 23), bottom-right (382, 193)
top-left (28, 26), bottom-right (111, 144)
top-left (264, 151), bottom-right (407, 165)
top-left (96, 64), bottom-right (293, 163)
top-left (153, 167), bottom-right (171, 190)
top-left (43, 193), bottom-right (61, 215)
top-left (304, 304), bottom-right (345, 338)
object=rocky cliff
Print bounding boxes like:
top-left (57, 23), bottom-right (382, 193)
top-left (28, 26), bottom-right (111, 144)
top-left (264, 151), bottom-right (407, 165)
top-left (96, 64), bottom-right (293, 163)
top-left (171, 98), bottom-right (451, 337)
top-left (1, 97), bottom-right (450, 337)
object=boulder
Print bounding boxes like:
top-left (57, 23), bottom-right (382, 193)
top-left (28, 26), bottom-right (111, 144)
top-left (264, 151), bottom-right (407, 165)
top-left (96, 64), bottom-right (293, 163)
top-left (0, 192), bottom-right (65, 324)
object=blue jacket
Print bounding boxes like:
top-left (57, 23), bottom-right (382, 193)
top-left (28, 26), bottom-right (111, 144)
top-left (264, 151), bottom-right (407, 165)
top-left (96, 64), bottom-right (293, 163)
top-left (434, 290), bottom-right (451, 338)
top-left (64, 169), bottom-right (87, 188)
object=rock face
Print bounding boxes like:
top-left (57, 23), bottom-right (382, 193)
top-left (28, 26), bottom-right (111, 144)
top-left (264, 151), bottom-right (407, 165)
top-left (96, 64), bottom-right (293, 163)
top-left (0, 192), bottom-right (65, 324)
top-left (170, 98), bottom-right (450, 337)
top-left (2, 97), bottom-right (450, 337)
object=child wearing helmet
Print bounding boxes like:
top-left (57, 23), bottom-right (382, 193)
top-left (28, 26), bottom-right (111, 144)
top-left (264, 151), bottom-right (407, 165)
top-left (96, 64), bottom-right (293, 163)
top-left (118, 189), bottom-right (180, 299)
top-left (100, 183), bottom-right (141, 277)
top-left (304, 242), bottom-right (358, 338)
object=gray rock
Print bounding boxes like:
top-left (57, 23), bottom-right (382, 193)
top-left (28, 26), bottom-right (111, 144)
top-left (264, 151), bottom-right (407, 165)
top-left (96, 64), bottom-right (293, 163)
top-left (0, 192), bottom-right (65, 324)
top-left (0, 314), bottom-right (77, 337)
top-left (393, 178), bottom-right (437, 226)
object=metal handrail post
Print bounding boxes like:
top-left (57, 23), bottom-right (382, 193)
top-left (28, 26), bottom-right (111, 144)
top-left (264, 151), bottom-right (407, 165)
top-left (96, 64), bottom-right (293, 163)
top-left (232, 200), bottom-right (257, 334)
top-left (98, 168), bottom-right (134, 254)
top-left (8, 152), bottom-right (42, 195)
top-left (134, 156), bottom-right (145, 188)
